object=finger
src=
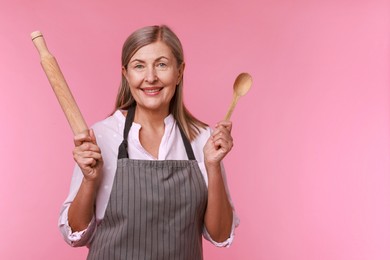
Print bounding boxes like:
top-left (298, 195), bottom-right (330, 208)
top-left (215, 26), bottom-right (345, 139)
top-left (212, 137), bottom-right (233, 151)
top-left (74, 156), bottom-right (96, 169)
top-left (73, 147), bottom-right (99, 161)
top-left (212, 134), bottom-right (232, 146)
top-left (212, 128), bottom-right (233, 142)
top-left (73, 147), bottom-right (102, 163)
top-left (215, 121), bottom-right (233, 132)
top-left (213, 124), bottom-right (233, 137)
top-left (80, 157), bottom-right (97, 166)
top-left (74, 131), bottom-right (92, 146)
top-left (78, 142), bottom-right (101, 153)
top-left (74, 150), bottom-right (102, 162)
top-left (89, 129), bottom-right (98, 145)
top-left (74, 154), bottom-right (101, 170)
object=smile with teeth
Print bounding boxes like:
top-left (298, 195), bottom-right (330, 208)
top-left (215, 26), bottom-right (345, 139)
top-left (141, 87), bottom-right (163, 94)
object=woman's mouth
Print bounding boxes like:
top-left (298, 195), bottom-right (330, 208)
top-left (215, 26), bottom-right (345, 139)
top-left (141, 87), bottom-right (163, 95)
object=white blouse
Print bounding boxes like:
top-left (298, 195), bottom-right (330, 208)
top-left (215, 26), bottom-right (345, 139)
top-left (58, 110), bottom-right (239, 248)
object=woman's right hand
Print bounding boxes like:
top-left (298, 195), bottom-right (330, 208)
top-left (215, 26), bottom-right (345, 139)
top-left (73, 129), bottom-right (103, 183)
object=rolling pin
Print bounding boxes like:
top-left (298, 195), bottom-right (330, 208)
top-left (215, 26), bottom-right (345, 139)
top-left (31, 31), bottom-right (88, 135)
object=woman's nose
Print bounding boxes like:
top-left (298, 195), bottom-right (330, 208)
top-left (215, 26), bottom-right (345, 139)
top-left (145, 67), bottom-right (157, 83)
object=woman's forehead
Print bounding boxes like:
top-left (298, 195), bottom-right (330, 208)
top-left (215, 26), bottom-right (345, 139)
top-left (131, 41), bottom-right (174, 62)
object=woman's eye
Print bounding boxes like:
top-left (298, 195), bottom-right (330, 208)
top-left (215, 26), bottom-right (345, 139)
top-left (134, 64), bottom-right (144, 69)
top-left (157, 63), bottom-right (167, 68)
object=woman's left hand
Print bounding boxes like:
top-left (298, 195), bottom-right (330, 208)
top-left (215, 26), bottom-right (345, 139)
top-left (204, 121), bottom-right (234, 165)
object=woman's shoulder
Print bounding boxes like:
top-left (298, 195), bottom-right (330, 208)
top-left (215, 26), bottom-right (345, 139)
top-left (91, 110), bottom-right (125, 134)
top-left (90, 110), bottom-right (125, 151)
top-left (191, 125), bottom-right (212, 145)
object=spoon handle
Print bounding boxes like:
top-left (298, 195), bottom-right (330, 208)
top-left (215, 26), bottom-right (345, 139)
top-left (224, 93), bottom-right (240, 121)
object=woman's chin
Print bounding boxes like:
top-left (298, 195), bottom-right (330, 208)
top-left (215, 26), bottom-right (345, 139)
top-left (136, 101), bottom-right (170, 113)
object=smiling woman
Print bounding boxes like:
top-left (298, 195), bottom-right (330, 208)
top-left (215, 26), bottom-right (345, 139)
top-left (58, 25), bottom-right (239, 260)
top-left (122, 41), bottom-right (183, 118)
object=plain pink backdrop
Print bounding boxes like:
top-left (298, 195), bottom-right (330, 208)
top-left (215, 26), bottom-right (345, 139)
top-left (1, 0), bottom-right (389, 259)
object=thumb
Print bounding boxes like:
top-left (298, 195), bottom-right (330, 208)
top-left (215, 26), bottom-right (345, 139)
top-left (89, 129), bottom-right (97, 145)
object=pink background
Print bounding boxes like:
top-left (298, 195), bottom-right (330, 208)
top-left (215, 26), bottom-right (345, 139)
top-left (1, 0), bottom-right (389, 259)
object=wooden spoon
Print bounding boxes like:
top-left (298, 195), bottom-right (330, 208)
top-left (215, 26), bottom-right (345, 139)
top-left (224, 72), bottom-right (253, 120)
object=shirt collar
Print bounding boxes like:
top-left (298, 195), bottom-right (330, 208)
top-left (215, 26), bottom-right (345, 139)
top-left (114, 109), bottom-right (174, 127)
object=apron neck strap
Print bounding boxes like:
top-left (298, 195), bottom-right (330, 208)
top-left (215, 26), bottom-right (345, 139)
top-left (118, 103), bottom-right (196, 161)
top-left (118, 103), bottom-right (136, 159)
top-left (178, 124), bottom-right (196, 160)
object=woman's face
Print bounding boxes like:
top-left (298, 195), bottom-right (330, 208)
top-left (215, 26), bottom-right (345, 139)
top-left (123, 41), bottom-right (183, 114)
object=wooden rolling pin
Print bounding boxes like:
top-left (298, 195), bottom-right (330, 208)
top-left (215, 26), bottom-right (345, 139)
top-left (31, 31), bottom-right (88, 135)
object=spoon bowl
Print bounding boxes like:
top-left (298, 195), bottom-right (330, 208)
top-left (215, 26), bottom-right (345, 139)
top-left (234, 72), bottom-right (252, 96)
top-left (224, 72), bottom-right (253, 120)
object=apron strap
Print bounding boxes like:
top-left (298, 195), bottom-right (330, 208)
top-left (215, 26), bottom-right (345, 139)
top-left (178, 124), bottom-right (195, 160)
top-left (118, 103), bottom-right (136, 159)
top-left (117, 103), bottom-right (196, 161)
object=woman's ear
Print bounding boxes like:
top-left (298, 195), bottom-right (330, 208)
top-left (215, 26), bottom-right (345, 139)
top-left (122, 66), bottom-right (129, 81)
top-left (177, 62), bottom-right (185, 85)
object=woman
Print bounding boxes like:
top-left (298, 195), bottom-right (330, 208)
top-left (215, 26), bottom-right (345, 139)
top-left (59, 25), bottom-right (239, 259)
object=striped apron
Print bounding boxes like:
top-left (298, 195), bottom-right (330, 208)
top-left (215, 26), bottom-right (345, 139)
top-left (87, 104), bottom-right (208, 260)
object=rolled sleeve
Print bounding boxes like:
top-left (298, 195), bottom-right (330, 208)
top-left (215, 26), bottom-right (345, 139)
top-left (202, 209), bottom-right (240, 247)
top-left (58, 163), bottom-right (98, 247)
top-left (58, 204), bottom-right (97, 247)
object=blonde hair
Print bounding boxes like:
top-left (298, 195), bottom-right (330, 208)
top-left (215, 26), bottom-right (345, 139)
top-left (114, 25), bottom-right (207, 141)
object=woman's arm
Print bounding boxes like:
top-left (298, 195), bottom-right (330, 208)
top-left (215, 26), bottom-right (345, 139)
top-left (203, 121), bottom-right (234, 242)
top-left (68, 129), bottom-right (103, 232)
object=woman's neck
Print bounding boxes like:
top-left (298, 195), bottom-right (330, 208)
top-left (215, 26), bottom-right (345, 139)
top-left (133, 106), bottom-right (169, 159)
top-left (134, 106), bottom-right (169, 130)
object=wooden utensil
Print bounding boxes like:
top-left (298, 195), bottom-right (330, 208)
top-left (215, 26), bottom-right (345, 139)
top-left (31, 31), bottom-right (88, 135)
top-left (224, 72), bottom-right (253, 120)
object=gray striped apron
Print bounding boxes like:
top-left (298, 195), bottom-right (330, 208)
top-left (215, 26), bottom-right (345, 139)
top-left (87, 104), bottom-right (208, 260)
